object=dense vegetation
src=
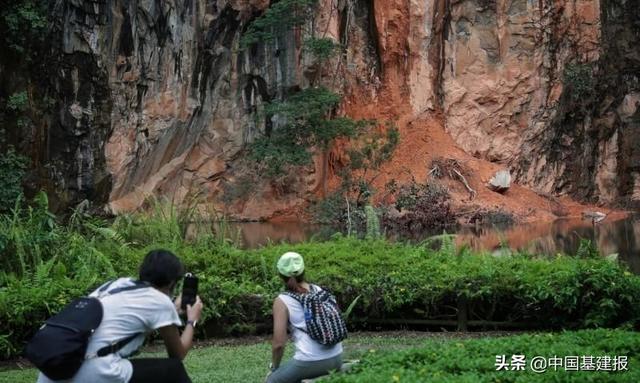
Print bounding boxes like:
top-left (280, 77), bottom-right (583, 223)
top-left (1, 330), bottom-right (637, 382)
top-left (240, 0), bottom-right (318, 48)
top-left (235, 0), bottom-right (401, 231)
top-left (323, 329), bottom-right (640, 382)
top-left (249, 86), bottom-right (368, 177)
top-left (0, 148), bottom-right (28, 213)
top-left (1, 196), bottom-right (639, 358)
top-left (0, 0), bottom-right (49, 212)
top-left (0, 0), bottom-right (47, 55)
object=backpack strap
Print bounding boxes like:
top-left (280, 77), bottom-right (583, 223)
top-left (282, 287), bottom-right (318, 335)
top-left (105, 280), bottom-right (149, 295)
top-left (89, 280), bottom-right (151, 359)
top-left (96, 280), bottom-right (115, 293)
top-left (283, 291), bottom-right (302, 303)
top-left (95, 333), bottom-right (141, 357)
top-left (283, 284), bottom-right (318, 300)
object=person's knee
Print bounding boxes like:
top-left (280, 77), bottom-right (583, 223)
top-left (169, 358), bottom-right (187, 370)
top-left (165, 358), bottom-right (191, 382)
top-left (265, 371), bottom-right (282, 383)
top-left (267, 367), bottom-right (294, 383)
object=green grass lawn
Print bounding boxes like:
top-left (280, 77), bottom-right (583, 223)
top-left (1, 330), bottom-right (638, 383)
top-left (0, 332), bottom-right (438, 383)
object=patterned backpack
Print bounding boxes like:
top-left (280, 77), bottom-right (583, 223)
top-left (285, 285), bottom-right (348, 345)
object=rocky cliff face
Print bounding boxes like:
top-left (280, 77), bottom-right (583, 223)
top-left (514, 0), bottom-right (640, 205)
top-left (3, 0), bottom-right (639, 217)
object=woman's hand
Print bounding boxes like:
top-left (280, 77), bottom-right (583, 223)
top-left (186, 295), bottom-right (203, 322)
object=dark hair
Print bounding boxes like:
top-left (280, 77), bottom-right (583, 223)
top-left (139, 249), bottom-right (184, 288)
top-left (280, 272), bottom-right (308, 294)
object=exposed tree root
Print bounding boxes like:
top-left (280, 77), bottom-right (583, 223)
top-left (452, 168), bottom-right (477, 200)
top-left (429, 157), bottom-right (476, 200)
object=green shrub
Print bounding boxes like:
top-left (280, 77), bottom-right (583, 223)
top-left (310, 125), bottom-right (399, 229)
top-left (347, 125), bottom-right (399, 172)
top-left (6, 91), bottom-right (29, 112)
top-left (240, 0), bottom-right (318, 47)
top-left (564, 63), bottom-right (595, 104)
top-left (364, 205), bottom-right (380, 239)
top-left (0, 148), bottom-right (28, 213)
top-left (576, 238), bottom-right (599, 259)
top-left (322, 329), bottom-right (640, 382)
top-left (0, 260), bottom-right (109, 358)
top-left (1, 0), bottom-right (47, 54)
top-left (0, 192), bottom-right (56, 275)
top-left (250, 87), bottom-right (365, 176)
top-left (1, 204), bottom-right (639, 358)
top-left (303, 37), bottom-right (339, 61)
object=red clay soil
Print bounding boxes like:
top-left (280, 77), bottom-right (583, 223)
top-left (324, 54), bottom-right (621, 225)
top-left (272, 1), bottom-right (625, 224)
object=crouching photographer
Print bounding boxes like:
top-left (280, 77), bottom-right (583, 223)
top-left (30, 249), bottom-right (203, 383)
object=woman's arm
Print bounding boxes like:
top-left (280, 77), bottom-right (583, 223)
top-left (271, 297), bottom-right (289, 369)
top-left (159, 296), bottom-right (203, 360)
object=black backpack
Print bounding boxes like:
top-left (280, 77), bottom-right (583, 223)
top-left (284, 285), bottom-right (348, 346)
top-left (25, 280), bottom-right (149, 380)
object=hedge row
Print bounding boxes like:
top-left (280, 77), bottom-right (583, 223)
top-left (2, 235), bottom-right (640, 358)
top-left (1, 200), bottom-right (639, 358)
top-left (322, 329), bottom-right (640, 382)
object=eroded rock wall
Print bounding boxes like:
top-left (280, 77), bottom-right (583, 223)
top-left (6, 0), bottom-right (638, 215)
top-left (378, 0), bottom-right (638, 206)
top-left (96, 0), bottom-right (380, 217)
top-left (442, 0), bottom-right (601, 162)
top-left (102, 0), bottom-right (289, 214)
top-left (514, 0), bottom-right (640, 205)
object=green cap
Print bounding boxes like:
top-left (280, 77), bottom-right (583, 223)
top-left (277, 252), bottom-right (305, 277)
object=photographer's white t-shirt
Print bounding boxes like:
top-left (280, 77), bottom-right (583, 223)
top-left (37, 278), bottom-right (182, 383)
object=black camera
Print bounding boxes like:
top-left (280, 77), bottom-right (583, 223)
top-left (181, 273), bottom-right (198, 311)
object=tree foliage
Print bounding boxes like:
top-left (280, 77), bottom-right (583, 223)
top-left (348, 125), bottom-right (400, 171)
top-left (303, 37), bottom-right (340, 61)
top-left (0, 147), bottom-right (29, 213)
top-left (563, 63), bottom-right (595, 103)
top-left (0, 0), bottom-right (47, 54)
top-left (241, 0), bottom-right (318, 47)
top-left (250, 87), bottom-right (366, 176)
top-left (6, 92), bottom-right (29, 112)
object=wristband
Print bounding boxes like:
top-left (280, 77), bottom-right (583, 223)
top-left (186, 320), bottom-right (197, 328)
top-left (269, 362), bottom-right (277, 372)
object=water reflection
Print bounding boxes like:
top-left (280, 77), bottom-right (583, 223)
top-left (455, 216), bottom-right (640, 274)
top-left (222, 221), bottom-right (326, 248)
top-left (209, 216), bottom-right (640, 274)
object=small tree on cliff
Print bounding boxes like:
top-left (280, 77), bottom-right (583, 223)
top-left (240, 0), bottom-right (318, 47)
top-left (240, 0), bottom-right (398, 210)
top-left (0, 0), bottom-right (47, 55)
top-left (250, 86), bottom-right (368, 177)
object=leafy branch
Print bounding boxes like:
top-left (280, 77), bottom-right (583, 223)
top-left (250, 87), bottom-right (367, 176)
top-left (240, 0), bottom-right (318, 48)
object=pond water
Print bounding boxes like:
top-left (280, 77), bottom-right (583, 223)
top-left (454, 216), bottom-right (640, 274)
top-left (216, 216), bottom-right (640, 274)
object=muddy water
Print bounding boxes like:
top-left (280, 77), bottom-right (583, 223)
top-left (220, 216), bottom-right (640, 274)
top-left (454, 216), bottom-right (640, 274)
